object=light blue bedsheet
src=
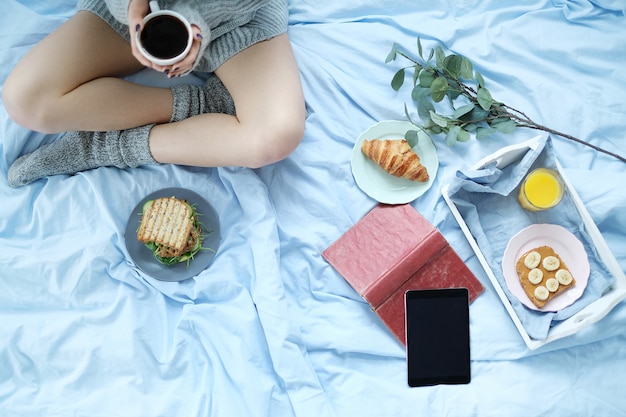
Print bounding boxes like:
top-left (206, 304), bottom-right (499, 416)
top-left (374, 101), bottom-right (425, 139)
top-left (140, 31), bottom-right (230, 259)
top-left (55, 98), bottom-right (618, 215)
top-left (1, 1), bottom-right (625, 416)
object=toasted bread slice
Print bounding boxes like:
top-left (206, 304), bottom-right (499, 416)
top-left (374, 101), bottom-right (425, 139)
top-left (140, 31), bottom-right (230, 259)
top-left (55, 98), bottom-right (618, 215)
top-left (137, 197), bottom-right (193, 257)
top-left (516, 245), bottom-right (576, 309)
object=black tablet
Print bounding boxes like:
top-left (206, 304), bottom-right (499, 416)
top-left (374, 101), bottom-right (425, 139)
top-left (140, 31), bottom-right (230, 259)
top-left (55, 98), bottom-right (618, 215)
top-left (405, 288), bottom-right (471, 387)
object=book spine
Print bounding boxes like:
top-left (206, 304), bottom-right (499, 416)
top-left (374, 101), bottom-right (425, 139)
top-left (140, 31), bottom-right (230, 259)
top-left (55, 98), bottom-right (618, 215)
top-left (363, 231), bottom-right (448, 308)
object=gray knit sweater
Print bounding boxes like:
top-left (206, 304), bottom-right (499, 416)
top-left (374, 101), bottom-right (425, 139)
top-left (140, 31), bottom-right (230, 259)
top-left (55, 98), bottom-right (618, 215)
top-left (77, 0), bottom-right (288, 73)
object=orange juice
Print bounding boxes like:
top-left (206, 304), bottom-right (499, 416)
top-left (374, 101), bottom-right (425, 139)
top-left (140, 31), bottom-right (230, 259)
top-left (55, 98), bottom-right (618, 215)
top-left (518, 168), bottom-right (564, 211)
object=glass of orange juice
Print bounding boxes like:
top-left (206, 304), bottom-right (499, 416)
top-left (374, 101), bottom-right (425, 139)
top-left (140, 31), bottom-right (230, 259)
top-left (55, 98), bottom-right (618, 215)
top-left (518, 168), bottom-right (564, 211)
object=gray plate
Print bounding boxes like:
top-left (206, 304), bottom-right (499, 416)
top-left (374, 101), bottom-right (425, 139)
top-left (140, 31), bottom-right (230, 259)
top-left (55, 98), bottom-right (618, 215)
top-left (124, 187), bottom-right (220, 282)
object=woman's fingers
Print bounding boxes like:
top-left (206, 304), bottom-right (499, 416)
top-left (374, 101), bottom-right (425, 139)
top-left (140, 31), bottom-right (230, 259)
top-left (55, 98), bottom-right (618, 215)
top-left (128, 0), bottom-right (153, 68)
top-left (128, 0), bottom-right (150, 27)
top-left (167, 25), bottom-right (202, 78)
top-left (128, 1), bottom-right (202, 78)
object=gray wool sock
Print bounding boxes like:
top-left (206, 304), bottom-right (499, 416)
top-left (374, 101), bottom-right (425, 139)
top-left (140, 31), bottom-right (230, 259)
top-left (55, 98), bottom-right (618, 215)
top-left (8, 124), bottom-right (156, 187)
top-left (170, 75), bottom-right (235, 122)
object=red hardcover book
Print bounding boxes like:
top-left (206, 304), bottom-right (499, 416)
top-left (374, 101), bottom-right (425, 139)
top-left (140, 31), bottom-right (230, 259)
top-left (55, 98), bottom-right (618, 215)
top-left (322, 204), bottom-right (484, 345)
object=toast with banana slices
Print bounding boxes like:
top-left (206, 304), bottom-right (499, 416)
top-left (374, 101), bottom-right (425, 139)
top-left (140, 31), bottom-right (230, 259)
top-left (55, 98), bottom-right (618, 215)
top-left (516, 246), bottom-right (576, 308)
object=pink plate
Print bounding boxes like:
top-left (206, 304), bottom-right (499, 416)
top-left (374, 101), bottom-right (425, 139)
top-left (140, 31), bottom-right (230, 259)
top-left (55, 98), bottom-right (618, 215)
top-left (502, 224), bottom-right (590, 312)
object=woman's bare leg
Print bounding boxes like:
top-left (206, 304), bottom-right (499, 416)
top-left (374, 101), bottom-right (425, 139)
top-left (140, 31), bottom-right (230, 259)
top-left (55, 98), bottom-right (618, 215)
top-left (5, 11), bottom-right (304, 171)
top-left (148, 33), bottom-right (306, 168)
top-left (2, 11), bottom-right (173, 134)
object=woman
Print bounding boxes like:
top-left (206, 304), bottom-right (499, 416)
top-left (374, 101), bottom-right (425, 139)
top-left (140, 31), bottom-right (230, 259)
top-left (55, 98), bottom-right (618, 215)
top-left (3, 0), bottom-right (305, 187)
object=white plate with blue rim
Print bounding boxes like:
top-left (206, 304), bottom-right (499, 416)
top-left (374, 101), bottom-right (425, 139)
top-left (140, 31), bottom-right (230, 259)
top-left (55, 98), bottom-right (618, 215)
top-left (351, 120), bottom-right (439, 204)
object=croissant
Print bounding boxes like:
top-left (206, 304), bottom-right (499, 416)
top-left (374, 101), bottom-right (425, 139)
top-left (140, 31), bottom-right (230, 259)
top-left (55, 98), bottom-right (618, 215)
top-left (361, 139), bottom-right (429, 182)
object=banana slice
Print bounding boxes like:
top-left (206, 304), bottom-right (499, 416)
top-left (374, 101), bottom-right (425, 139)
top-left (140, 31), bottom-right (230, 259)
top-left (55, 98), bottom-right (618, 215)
top-left (524, 251), bottom-right (541, 269)
top-left (545, 278), bottom-right (559, 292)
top-left (542, 255), bottom-right (560, 271)
top-left (555, 269), bottom-right (573, 285)
top-left (534, 286), bottom-right (549, 301)
top-left (527, 268), bottom-right (543, 285)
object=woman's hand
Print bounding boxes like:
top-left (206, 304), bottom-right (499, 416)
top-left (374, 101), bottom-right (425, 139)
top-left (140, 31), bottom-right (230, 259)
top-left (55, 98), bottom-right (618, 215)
top-left (128, 0), bottom-right (151, 68)
top-left (128, 0), bottom-right (203, 78)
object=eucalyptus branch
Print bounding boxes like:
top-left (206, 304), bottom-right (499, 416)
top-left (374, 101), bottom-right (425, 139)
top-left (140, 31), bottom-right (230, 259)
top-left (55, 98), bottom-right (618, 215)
top-left (386, 39), bottom-right (626, 163)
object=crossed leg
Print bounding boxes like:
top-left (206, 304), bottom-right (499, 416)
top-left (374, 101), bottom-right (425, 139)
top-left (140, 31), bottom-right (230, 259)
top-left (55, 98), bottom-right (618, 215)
top-left (3, 11), bottom-right (173, 133)
top-left (150, 33), bottom-right (306, 168)
top-left (3, 10), bottom-right (305, 170)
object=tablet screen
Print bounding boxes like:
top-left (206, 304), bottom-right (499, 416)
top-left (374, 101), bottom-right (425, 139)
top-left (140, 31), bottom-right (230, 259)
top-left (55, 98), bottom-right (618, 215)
top-left (405, 288), bottom-right (470, 387)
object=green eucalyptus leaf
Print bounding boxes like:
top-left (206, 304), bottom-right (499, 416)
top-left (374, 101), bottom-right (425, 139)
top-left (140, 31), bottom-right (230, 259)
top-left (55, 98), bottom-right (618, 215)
top-left (443, 54), bottom-right (463, 79)
top-left (405, 129), bottom-right (419, 147)
top-left (412, 66), bottom-right (420, 86)
top-left (446, 88), bottom-right (461, 100)
top-left (419, 70), bottom-right (435, 88)
top-left (457, 128), bottom-right (471, 142)
top-left (424, 118), bottom-right (442, 134)
top-left (429, 110), bottom-right (449, 127)
top-left (477, 87), bottom-right (494, 110)
top-left (430, 77), bottom-right (449, 102)
top-left (449, 79), bottom-right (465, 100)
top-left (463, 123), bottom-right (478, 132)
top-left (417, 98), bottom-right (435, 119)
top-left (385, 44), bottom-right (398, 63)
top-left (476, 126), bottom-right (496, 138)
top-left (391, 68), bottom-right (405, 91)
top-left (427, 47), bottom-right (434, 62)
top-left (492, 118), bottom-right (517, 133)
top-left (417, 37), bottom-right (423, 58)
top-left (475, 71), bottom-right (485, 88)
top-left (462, 106), bottom-right (490, 122)
top-left (426, 124), bottom-right (442, 134)
top-left (489, 117), bottom-right (509, 125)
top-left (453, 103), bottom-right (475, 118)
top-left (445, 126), bottom-right (460, 146)
top-left (411, 85), bottom-right (430, 101)
top-left (460, 57), bottom-right (473, 80)
top-left (435, 46), bottom-right (446, 67)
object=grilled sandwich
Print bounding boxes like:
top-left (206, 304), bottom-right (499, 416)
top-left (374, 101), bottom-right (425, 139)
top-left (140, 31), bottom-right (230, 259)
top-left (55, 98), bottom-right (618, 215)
top-left (137, 197), bottom-right (203, 265)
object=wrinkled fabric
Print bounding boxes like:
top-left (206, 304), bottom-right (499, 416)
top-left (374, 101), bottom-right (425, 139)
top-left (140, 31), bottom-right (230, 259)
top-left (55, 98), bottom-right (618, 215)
top-left (1, 0), bottom-right (626, 416)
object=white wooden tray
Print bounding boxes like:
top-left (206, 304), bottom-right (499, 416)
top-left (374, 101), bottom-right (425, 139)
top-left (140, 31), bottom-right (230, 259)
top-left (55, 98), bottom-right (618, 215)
top-left (441, 135), bottom-right (626, 350)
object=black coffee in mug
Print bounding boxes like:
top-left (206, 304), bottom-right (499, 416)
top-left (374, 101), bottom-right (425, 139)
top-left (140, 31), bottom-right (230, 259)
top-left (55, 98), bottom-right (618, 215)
top-left (140, 15), bottom-right (188, 59)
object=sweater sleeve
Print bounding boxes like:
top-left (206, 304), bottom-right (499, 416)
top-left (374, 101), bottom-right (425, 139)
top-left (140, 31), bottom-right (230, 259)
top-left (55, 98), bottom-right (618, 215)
top-left (103, 0), bottom-right (275, 72)
top-left (105, 0), bottom-right (212, 70)
top-left (105, 0), bottom-right (132, 24)
top-left (168, 0), bottom-right (272, 72)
